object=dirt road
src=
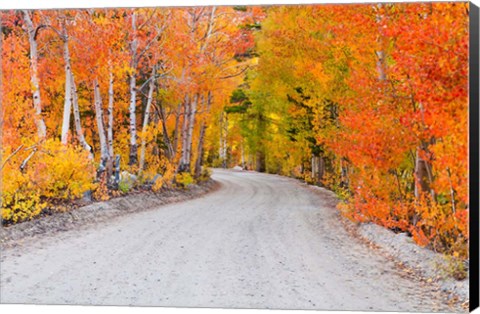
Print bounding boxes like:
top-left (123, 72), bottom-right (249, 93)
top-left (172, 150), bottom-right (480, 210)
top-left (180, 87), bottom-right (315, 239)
top-left (0, 169), bottom-right (453, 311)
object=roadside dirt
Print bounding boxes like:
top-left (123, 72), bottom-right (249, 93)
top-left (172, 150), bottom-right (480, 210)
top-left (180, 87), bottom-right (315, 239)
top-left (0, 179), bottom-right (219, 248)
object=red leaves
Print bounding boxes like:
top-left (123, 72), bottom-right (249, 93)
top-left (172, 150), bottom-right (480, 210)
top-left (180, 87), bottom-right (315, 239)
top-left (315, 3), bottom-right (468, 254)
top-left (411, 227), bottom-right (430, 247)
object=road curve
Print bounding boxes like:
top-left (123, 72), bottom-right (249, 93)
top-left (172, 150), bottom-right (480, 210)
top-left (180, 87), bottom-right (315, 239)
top-left (1, 169), bottom-right (450, 311)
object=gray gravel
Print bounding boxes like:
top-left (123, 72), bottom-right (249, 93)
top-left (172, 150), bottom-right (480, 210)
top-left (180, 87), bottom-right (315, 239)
top-left (308, 185), bottom-right (468, 307)
top-left (0, 169), bottom-right (463, 312)
top-left (355, 222), bottom-right (468, 303)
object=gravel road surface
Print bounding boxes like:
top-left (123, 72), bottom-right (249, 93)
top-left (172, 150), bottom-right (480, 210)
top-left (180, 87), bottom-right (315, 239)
top-left (0, 169), bottom-right (455, 311)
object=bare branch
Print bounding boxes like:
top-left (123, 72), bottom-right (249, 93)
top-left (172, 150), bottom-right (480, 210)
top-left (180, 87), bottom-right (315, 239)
top-left (218, 66), bottom-right (250, 80)
top-left (1, 145), bottom-right (24, 170)
top-left (20, 149), bottom-right (37, 172)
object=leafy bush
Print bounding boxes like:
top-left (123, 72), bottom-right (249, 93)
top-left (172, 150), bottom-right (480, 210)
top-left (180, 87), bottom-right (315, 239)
top-left (175, 172), bottom-right (194, 188)
top-left (1, 139), bottom-right (96, 224)
top-left (198, 167), bottom-right (212, 182)
top-left (152, 177), bottom-right (164, 192)
top-left (118, 180), bottom-right (131, 193)
top-left (152, 159), bottom-right (176, 192)
top-left (32, 140), bottom-right (96, 199)
top-left (1, 188), bottom-right (46, 224)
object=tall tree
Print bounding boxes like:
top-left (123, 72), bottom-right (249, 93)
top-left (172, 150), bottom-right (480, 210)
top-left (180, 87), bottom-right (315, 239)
top-left (22, 10), bottom-right (47, 140)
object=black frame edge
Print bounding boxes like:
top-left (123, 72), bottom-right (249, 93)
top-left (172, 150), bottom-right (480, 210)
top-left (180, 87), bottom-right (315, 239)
top-left (470, 1), bottom-right (480, 312)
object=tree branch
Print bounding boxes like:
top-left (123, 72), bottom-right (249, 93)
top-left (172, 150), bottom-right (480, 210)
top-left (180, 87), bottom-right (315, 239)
top-left (1, 145), bottom-right (24, 170)
top-left (218, 66), bottom-right (250, 80)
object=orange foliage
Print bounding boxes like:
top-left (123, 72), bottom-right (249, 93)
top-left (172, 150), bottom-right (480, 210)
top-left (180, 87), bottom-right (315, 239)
top-left (241, 3), bottom-right (469, 257)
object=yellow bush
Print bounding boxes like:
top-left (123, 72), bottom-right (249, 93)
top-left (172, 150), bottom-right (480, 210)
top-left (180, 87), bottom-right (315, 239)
top-left (198, 167), bottom-right (212, 182)
top-left (33, 140), bottom-right (96, 199)
top-left (162, 160), bottom-right (176, 184)
top-left (1, 139), bottom-right (96, 224)
top-left (141, 148), bottom-right (163, 183)
top-left (175, 172), bottom-right (194, 188)
top-left (152, 159), bottom-right (176, 192)
top-left (1, 184), bottom-right (46, 224)
top-left (152, 177), bottom-right (164, 192)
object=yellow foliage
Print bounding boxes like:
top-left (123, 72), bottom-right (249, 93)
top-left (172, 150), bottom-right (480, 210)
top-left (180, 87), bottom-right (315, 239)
top-left (139, 150), bottom-right (178, 192)
top-left (1, 139), bottom-right (96, 224)
top-left (152, 178), bottom-right (164, 192)
top-left (33, 140), bottom-right (96, 199)
top-left (1, 189), bottom-right (46, 224)
top-left (152, 160), bottom-right (176, 192)
top-left (198, 167), bottom-right (212, 182)
top-left (175, 172), bottom-right (194, 188)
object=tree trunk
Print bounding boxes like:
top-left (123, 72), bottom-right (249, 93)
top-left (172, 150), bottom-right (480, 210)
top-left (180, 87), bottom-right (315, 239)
top-left (375, 4), bottom-right (387, 82)
top-left (194, 122), bottom-right (206, 179)
top-left (311, 155), bottom-right (325, 185)
top-left (139, 66), bottom-right (156, 173)
top-left (219, 111), bottom-right (228, 168)
top-left (414, 143), bottom-right (434, 199)
top-left (93, 79), bottom-right (109, 169)
top-left (194, 92), bottom-right (212, 178)
top-left (319, 156), bottom-right (325, 183)
top-left (22, 10), bottom-right (47, 140)
top-left (256, 150), bottom-right (266, 172)
top-left (128, 11), bottom-right (139, 166)
top-left (128, 73), bottom-right (138, 166)
top-left (178, 96), bottom-right (190, 173)
top-left (172, 104), bottom-right (181, 159)
top-left (184, 93), bottom-right (198, 172)
top-left (106, 70), bottom-right (115, 178)
top-left (413, 99), bottom-right (435, 201)
top-left (61, 32), bottom-right (73, 145)
top-left (158, 102), bottom-right (174, 161)
top-left (70, 71), bottom-right (92, 156)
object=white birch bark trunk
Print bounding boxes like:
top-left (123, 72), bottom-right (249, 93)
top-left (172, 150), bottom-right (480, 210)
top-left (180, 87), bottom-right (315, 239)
top-left (219, 111), bottom-right (228, 168)
top-left (139, 66), bottom-right (156, 173)
top-left (223, 115), bottom-right (228, 168)
top-left (172, 104), bottom-right (181, 159)
top-left (178, 96), bottom-right (190, 172)
top-left (61, 34), bottom-right (73, 145)
top-left (107, 71), bottom-right (114, 161)
top-left (70, 72), bottom-right (92, 156)
top-left (375, 4), bottom-right (387, 82)
top-left (93, 79), bottom-right (109, 165)
top-left (128, 11), bottom-right (139, 166)
top-left (128, 73), bottom-right (137, 166)
top-left (194, 121), bottom-right (206, 178)
top-left (22, 10), bottom-right (47, 139)
top-left (199, 7), bottom-right (216, 53)
top-left (184, 93), bottom-right (198, 172)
